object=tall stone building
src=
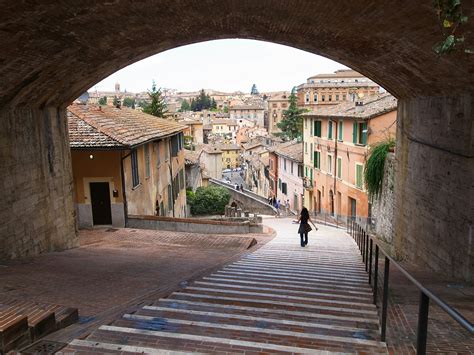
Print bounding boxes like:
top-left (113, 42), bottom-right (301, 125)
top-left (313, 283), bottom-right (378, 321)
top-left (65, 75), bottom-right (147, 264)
top-left (267, 92), bottom-right (290, 135)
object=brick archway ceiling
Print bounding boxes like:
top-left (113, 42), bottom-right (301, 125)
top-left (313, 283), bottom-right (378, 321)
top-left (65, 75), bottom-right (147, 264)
top-left (0, 0), bottom-right (472, 108)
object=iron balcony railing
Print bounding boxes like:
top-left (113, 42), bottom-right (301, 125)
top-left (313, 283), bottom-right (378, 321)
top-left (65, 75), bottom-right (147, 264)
top-left (347, 219), bottom-right (473, 354)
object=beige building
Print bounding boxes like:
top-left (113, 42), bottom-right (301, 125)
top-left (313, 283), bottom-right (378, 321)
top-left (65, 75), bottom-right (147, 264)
top-left (302, 93), bottom-right (397, 219)
top-left (68, 104), bottom-right (187, 228)
top-left (211, 119), bottom-right (239, 140)
top-left (200, 144), bottom-right (223, 180)
top-left (229, 105), bottom-right (265, 127)
top-left (267, 92), bottom-right (290, 135)
top-left (296, 69), bottom-right (380, 109)
top-left (218, 143), bottom-right (241, 169)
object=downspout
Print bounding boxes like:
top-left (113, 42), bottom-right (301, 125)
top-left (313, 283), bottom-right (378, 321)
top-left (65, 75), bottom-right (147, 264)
top-left (120, 150), bottom-right (132, 226)
top-left (168, 139), bottom-right (175, 217)
top-left (333, 119), bottom-right (338, 216)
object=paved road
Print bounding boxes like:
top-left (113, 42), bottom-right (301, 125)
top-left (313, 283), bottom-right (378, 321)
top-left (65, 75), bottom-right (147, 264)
top-left (64, 218), bottom-right (386, 354)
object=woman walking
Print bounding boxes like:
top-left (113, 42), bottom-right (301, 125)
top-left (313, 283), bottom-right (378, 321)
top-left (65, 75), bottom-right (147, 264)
top-left (297, 207), bottom-right (316, 247)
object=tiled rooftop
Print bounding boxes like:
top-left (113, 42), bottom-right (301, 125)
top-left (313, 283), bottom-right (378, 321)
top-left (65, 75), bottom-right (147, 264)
top-left (302, 93), bottom-right (397, 120)
top-left (68, 104), bottom-right (186, 149)
top-left (271, 140), bottom-right (303, 163)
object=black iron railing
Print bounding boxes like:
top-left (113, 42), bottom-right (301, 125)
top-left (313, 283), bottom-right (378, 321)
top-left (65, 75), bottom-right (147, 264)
top-left (347, 219), bottom-right (473, 354)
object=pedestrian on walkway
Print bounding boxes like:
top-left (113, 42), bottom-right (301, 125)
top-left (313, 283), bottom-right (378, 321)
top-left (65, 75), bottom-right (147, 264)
top-left (285, 199), bottom-right (290, 215)
top-left (275, 199), bottom-right (281, 217)
top-left (240, 184), bottom-right (244, 191)
top-left (296, 207), bottom-right (316, 247)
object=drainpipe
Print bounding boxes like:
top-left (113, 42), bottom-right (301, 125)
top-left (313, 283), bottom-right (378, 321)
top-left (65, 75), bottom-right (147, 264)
top-left (333, 119), bottom-right (338, 218)
top-left (168, 139), bottom-right (175, 217)
top-left (120, 150), bottom-right (132, 226)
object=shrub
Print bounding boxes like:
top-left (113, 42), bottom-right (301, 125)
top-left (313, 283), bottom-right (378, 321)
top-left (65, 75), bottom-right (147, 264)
top-left (364, 139), bottom-right (395, 200)
top-left (188, 186), bottom-right (231, 215)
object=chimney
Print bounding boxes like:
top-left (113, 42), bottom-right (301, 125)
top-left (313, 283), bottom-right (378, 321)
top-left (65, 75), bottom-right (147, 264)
top-left (355, 100), bottom-right (364, 113)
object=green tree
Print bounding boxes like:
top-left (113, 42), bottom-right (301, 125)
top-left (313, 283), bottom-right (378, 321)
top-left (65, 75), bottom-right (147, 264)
top-left (142, 81), bottom-right (168, 117)
top-left (211, 98), bottom-right (217, 110)
top-left (112, 96), bottom-right (119, 107)
top-left (191, 89), bottom-right (212, 111)
top-left (223, 105), bottom-right (229, 113)
top-left (188, 186), bottom-right (231, 215)
top-left (98, 96), bottom-right (107, 105)
top-left (276, 87), bottom-right (306, 140)
top-left (180, 99), bottom-right (191, 112)
top-left (122, 97), bottom-right (136, 108)
top-left (250, 84), bottom-right (259, 95)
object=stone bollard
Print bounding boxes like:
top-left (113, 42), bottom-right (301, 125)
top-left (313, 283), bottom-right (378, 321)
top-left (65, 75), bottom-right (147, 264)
top-left (225, 205), bottom-right (230, 217)
top-left (236, 208), bottom-right (242, 217)
top-left (231, 207), bottom-right (236, 217)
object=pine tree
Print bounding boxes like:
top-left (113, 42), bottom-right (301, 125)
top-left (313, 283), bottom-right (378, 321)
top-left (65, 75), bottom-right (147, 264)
top-left (142, 81), bottom-right (168, 117)
top-left (98, 96), bottom-right (107, 105)
top-left (250, 84), bottom-right (259, 95)
top-left (276, 87), bottom-right (306, 140)
top-left (180, 99), bottom-right (191, 112)
top-left (211, 98), bottom-right (217, 110)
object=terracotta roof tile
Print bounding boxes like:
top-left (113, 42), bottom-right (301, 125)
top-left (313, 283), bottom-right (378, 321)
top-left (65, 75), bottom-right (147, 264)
top-left (68, 104), bottom-right (186, 148)
top-left (271, 141), bottom-right (303, 163)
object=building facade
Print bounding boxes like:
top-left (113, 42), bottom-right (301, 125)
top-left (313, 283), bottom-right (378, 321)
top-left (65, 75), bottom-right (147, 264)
top-left (296, 69), bottom-right (380, 109)
top-left (272, 142), bottom-right (304, 213)
top-left (68, 104), bottom-right (187, 228)
top-left (267, 92), bottom-right (289, 135)
top-left (302, 94), bottom-right (397, 219)
top-left (229, 105), bottom-right (265, 128)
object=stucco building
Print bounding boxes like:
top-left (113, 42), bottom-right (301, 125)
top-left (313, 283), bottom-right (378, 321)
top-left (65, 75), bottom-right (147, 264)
top-left (302, 93), bottom-right (397, 219)
top-left (200, 144), bottom-right (223, 180)
top-left (218, 143), bottom-right (241, 169)
top-left (271, 141), bottom-right (304, 212)
top-left (296, 69), bottom-right (380, 109)
top-left (267, 92), bottom-right (289, 135)
top-left (68, 104), bottom-right (187, 228)
top-left (229, 105), bottom-right (265, 128)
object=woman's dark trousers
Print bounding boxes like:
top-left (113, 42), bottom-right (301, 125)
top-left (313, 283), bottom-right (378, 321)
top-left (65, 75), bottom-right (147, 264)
top-left (300, 233), bottom-right (308, 247)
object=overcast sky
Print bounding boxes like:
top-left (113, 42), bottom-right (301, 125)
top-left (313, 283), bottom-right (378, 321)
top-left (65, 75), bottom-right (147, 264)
top-left (90, 39), bottom-right (349, 93)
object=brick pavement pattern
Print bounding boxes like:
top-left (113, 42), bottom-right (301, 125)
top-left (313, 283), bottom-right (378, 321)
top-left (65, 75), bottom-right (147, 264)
top-left (62, 219), bottom-right (387, 354)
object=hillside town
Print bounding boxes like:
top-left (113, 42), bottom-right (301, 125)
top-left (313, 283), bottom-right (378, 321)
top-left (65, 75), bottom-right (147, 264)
top-left (75, 69), bottom-right (395, 225)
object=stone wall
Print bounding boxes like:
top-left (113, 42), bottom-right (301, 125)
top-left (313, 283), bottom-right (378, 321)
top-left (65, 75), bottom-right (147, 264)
top-left (394, 95), bottom-right (473, 282)
top-left (370, 153), bottom-right (396, 247)
top-left (0, 107), bottom-right (78, 260)
top-left (127, 215), bottom-right (263, 234)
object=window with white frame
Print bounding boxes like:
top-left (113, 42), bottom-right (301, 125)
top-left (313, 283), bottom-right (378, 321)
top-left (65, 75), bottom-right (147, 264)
top-left (337, 157), bottom-right (342, 179)
top-left (355, 163), bottom-right (364, 189)
top-left (327, 154), bottom-right (333, 175)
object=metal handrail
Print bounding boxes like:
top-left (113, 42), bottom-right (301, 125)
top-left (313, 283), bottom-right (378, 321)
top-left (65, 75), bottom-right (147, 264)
top-left (348, 219), bottom-right (473, 354)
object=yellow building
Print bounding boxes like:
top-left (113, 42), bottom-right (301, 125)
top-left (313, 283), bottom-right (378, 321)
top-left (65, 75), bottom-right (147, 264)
top-left (68, 104), bottom-right (187, 228)
top-left (218, 143), bottom-right (241, 169)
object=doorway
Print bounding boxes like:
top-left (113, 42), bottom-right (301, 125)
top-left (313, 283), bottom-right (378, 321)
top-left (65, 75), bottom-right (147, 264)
top-left (90, 182), bottom-right (112, 225)
top-left (329, 190), bottom-right (334, 216)
top-left (349, 197), bottom-right (357, 219)
top-left (317, 190), bottom-right (322, 213)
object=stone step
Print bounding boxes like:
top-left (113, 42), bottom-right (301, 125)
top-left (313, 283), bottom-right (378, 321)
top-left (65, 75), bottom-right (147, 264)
top-left (0, 307), bottom-right (30, 353)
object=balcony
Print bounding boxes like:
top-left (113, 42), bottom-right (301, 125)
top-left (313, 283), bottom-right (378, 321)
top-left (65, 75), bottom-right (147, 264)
top-left (303, 177), bottom-right (313, 189)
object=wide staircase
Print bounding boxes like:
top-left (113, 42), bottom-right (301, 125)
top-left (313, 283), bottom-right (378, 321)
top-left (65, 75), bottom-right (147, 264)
top-left (63, 219), bottom-right (387, 354)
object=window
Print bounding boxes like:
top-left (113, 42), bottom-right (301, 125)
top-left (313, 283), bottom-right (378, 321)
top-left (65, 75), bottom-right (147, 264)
top-left (282, 103), bottom-right (287, 108)
top-left (314, 120), bottom-right (322, 137)
top-left (167, 184), bottom-right (173, 210)
top-left (310, 167), bottom-right (313, 181)
top-left (131, 149), bottom-right (139, 187)
top-left (282, 182), bottom-right (288, 195)
top-left (284, 159), bottom-right (287, 171)
top-left (305, 166), bottom-right (308, 177)
top-left (314, 151), bottom-right (320, 169)
top-left (338, 121), bottom-right (344, 141)
top-left (278, 178), bottom-right (282, 190)
top-left (328, 121), bottom-right (333, 139)
top-left (272, 103), bottom-right (277, 108)
top-left (336, 94), bottom-right (339, 101)
top-left (352, 122), bottom-right (368, 145)
top-left (291, 162), bottom-right (294, 175)
top-left (328, 95), bottom-right (332, 102)
top-left (305, 142), bottom-right (307, 154)
top-left (337, 157), bottom-right (342, 179)
top-left (313, 92), bottom-right (318, 103)
top-left (298, 165), bottom-right (303, 177)
top-left (356, 164), bottom-right (364, 189)
top-left (310, 143), bottom-right (313, 160)
top-left (144, 143), bottom-right (150, 178)
top-left (179, 169), bottom-right (185, 191)
top-left (305, 93), bottom-right (310, 104)
top-left (156, 142), bottom-right (161, 167)
top-left (321, 95), bottom-right (325, 102)
top-left (342, 94), bottom-right (347, 101)
top-left (327, 154), bottom-right (333, 175)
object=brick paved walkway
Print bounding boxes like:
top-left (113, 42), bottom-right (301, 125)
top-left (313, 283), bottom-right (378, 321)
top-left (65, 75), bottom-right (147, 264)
top-left (62, 218), bottom-right (387, 354)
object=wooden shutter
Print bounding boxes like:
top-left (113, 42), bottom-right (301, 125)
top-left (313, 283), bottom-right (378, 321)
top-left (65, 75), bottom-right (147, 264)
top-left (328, 121), bottom-right (333, 139)
top-left (337, 158), bottom-right (342, 179)
top-left (352, 122), bottom-right (358, 144)
top-left (338, 121), bottom-right (343, 140)
top-left (361, 122), bottom-right (367, 145)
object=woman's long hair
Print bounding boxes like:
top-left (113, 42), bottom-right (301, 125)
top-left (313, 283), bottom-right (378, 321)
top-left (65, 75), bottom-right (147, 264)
top-left (301, 207), bottom-right (309, 220)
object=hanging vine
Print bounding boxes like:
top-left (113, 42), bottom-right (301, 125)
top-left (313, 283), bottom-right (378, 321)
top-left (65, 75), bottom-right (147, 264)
top-left (364, 139), bottom-right (395, 200)
top-left (433, 0), bottom-right (472, 55)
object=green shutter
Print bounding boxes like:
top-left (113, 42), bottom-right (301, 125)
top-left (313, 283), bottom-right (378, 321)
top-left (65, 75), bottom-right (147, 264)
top-left (305, 166), bottom-right (308, 177)
top-left (337, 158), bottom-right (342, 178)
top-left (316, 121), bottom-right (322, 137)
top-left (338, 121), bottom-right (343, 140)
top-left (328, 121), bottom-right (333, 139)
top-left (361, 122), bottom-right (367, 145)
top-left (352, 122), bottom-right (358, 144)
top-left (313, 152), bottom-right (317, 168)
top-left (310, 168), bottom-right (313, 180)
top-left (356, 165), bottom-right (363, 188)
